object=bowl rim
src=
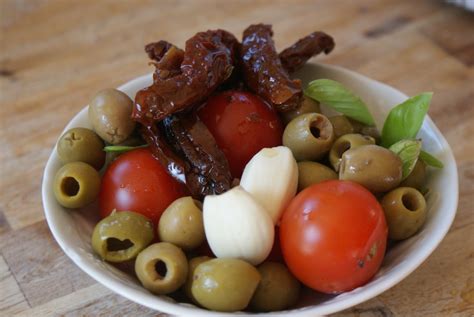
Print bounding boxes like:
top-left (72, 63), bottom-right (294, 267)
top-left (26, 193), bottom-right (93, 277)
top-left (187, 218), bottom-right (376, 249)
top-left (42, 62), bottom-right (459, 316)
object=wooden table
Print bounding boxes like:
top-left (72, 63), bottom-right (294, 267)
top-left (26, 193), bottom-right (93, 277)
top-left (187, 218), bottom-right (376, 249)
top-left (1, 0), bottom-right (473, 315)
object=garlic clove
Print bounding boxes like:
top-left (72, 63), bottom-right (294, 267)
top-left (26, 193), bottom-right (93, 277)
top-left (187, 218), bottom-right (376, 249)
top-left (203, 186), bottom-right (274, 265)
top-left (240, 146), bottom-right (298, 224)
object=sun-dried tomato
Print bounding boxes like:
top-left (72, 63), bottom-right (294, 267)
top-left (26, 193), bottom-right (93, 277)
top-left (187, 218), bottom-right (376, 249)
top-left (133, 30), bottom-right (239, 125)
top-left (240, 24), bottom-right (302, 112)
top-left (279, 31), bottom-right (335, 73)
top-left (141, 113), bottom-right (232, 199)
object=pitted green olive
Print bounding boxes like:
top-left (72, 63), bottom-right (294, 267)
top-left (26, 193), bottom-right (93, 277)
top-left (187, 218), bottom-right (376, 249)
top-left (297, 161), bottom-right (337, 191)
top-left (57, 128), bottom-right (105, 170)
top-left (400, 159), bottom-right (426, 190)
top-left (191, 258), bottom-right (261, 312)
top-left (381, 187), bottom-right (427, 240)
top-left (283, 113), bottom-right (334, 161)
top-left (53, 162), bottom-right (101, 208)
top-left (360, 126), bottom-right (380, 142)
top-left (328, 115), bottom-right (355, 138)
top-left (349, 119), bottom-right (381, 142)
top-left (329, 134), bottom-right (375, 171)
top-left (158, 197), bottom-right (204, 251)
top-left (250, 262), bottom-right (301, 312)
top-left (281, 96), bottom-right (321, 124)
top-left (92, 211), bottom-right (154, 262)
top-left (88, 89), bottom-right (136, 144)
top-left (339, 144), bottom-right (402, 193)
top-left (135, 242), bottom-right (188, 295)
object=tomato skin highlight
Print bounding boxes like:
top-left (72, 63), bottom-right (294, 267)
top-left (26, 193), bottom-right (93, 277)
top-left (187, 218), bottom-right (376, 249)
top-left (99, 148), bottom-right (187, 225)
top-left (198, 90), bottom-right (283, 178)
top-left (280, 180), bottom-right (387, 294)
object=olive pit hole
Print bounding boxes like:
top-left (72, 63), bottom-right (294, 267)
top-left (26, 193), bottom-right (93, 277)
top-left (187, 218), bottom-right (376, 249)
top-left (154, 260), bottom-right (168, 279)
top-left (310, 125), bottom-right (321, 138)
top-left (336, 141), bottom-right (351, 158)
top-left (106, 238), bottom-right (134, 252)
top-left (402, 193), bottom-right (419, 211)
top-left (309, 117), bottom-right (331, 140)
top-left (61, 177), bottom-right (80, 197)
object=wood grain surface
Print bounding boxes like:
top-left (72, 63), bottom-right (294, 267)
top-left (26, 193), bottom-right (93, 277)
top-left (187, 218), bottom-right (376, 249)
top-left (1, 0), bottom-right (473, 316)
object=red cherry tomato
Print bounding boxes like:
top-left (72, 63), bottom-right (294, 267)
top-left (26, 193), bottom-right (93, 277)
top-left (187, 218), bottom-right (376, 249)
top-left (198, 91), bottom-right (283, 178)
top-left (280, 180), bottom-right (387, 294)
top-left (99, 148), bottom-right (187, 225)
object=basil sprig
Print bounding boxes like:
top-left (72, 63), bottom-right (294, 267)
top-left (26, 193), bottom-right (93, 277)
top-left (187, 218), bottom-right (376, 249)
top-left (304, 79), bottom-right (375, 126)
top-left (380, 92), bottom-right (443, 168)
top-left (304, 79), bottom-right (443, 169)
top-left (381, 93), bottom-right (432, 148)
top-left (389, 139), bottom-right (422, 179)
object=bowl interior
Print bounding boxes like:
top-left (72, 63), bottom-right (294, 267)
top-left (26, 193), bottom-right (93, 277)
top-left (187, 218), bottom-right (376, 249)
top-left (42, 63), bottom-right (458, 316)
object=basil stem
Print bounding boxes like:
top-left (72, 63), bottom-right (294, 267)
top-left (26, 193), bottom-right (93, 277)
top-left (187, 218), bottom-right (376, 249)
top-left (419, 150), bottom-right (444, 168)
top-left (104, 144), bottom-right (148, 153)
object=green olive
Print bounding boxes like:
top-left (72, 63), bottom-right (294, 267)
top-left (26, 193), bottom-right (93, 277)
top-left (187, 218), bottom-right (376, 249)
top-left (381, 187), bottom-right (427, 240)
top-left (328, 115), bottom-right (355, 138)
top-left (340, 144), bottom-right (402, 193)
top-left (88, 88), bottom-right (136, 144)
top-left (329, 134), bottom-right (376, 171)
top-left (281, 96), bottom-right (321, 125)
top-left (92, 211), bottom-right (154, 262)
top-left (283, 113), bottom-right (335, 161)
top-left (191, 258), bottom-right (261, 312)
top-left (57, 128), bottom-right (105, 170)
top-left (135, 242), bottom-right (188, 295)
top-left (184, 256), bottom-right (212, 303)
top-left (360, 126), bottom-right (381, 142)
top-left (400, 160), bottom-right (426, 190)
top-left (349, 118), bottom-right (381, 142)
top-left (250, 262), bottom-right (300, 312)
top-left (297, 161), bottom-right (337, 191)
top-left (53, 162), bottom-right (101, 208)
top-left (158, 197), bottom-right (204, 251)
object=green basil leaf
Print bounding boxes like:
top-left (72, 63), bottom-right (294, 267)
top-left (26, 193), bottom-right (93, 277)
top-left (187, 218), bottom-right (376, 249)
top-left (104, 144), bottom-right (148, 153)
top-left (381, 92), bottom-right (432, 147)
top-left (419, 150), bottom-right (444, 168)
top-left (389, 139), bottom-right (422, 180)
top-left (304, 79), bottom-right (375, 126)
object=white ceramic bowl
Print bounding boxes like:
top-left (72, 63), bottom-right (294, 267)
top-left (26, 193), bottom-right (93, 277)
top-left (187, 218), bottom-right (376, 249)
top-left (42, 63), bottom-right (458, 316)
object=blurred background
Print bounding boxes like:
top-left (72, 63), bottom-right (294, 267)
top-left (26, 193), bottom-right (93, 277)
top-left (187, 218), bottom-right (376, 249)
top-left (1, 1), bottom-right (473, 316)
